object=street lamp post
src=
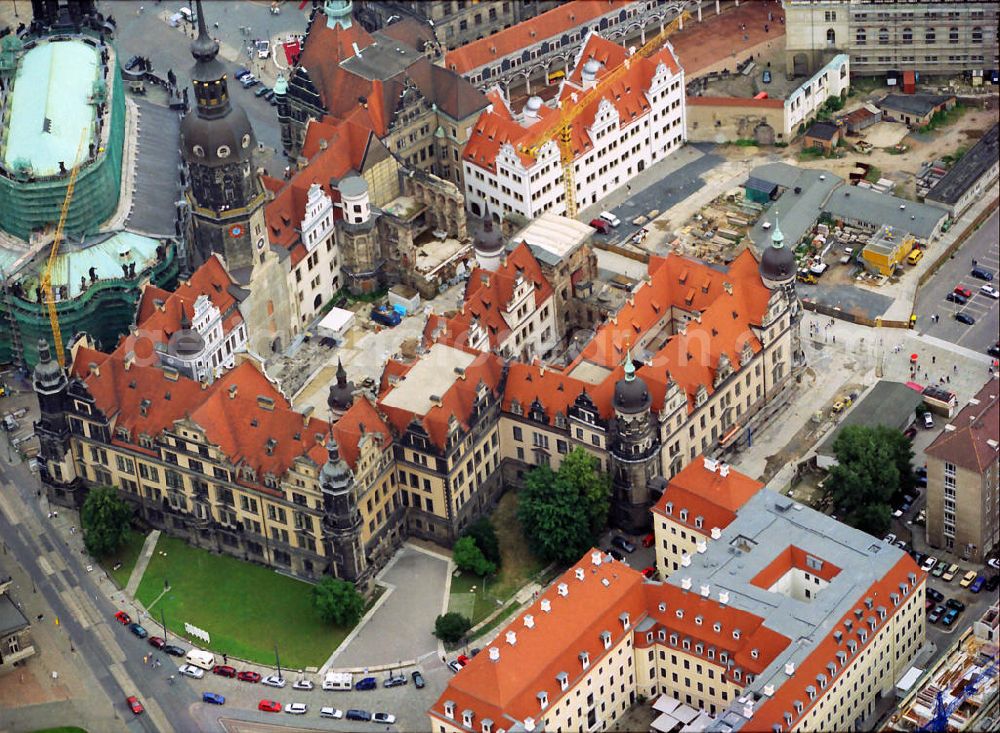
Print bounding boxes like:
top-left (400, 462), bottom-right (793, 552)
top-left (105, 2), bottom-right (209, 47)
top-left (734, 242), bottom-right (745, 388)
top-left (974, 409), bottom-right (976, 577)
top-left (274, 643), bottom-right (282, 680)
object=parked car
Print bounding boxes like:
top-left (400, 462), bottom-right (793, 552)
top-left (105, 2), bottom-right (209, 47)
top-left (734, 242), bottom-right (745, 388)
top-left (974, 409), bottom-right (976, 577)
top-left (988, 344), bottom-right (1000, 359)
top-left (237, 670), bottom-right (261, 683)
top-left (926, 587), bottom-right (944, 603)
top-left (178, 664), bottom-right (205, 679)
top-left (355, 676), bottom-right (377, 691)
top-left (960, 570), bottom-right (977, 588)
top-left (945, 292), bottom-right (967, 304)
top-left (943, 564), bottom-right (960, 582)
top-left (258, 700), bottom-right (282, 713)
top-left (234, 67), bottom-right (251, 80)
top-left (642, 566), bottom-right (656, 578)
top-left (932, 560), bottom-right (948, 577)
top-left (980, 284), bottom-right (999, 299)
top-left (127, 695), bottom-right (144, 715)
top-left (607, 547), bottom-right (626, 561)
top-left (946, 598), bottom-right (966, 612)
top-left (262, 674), bottom-right (286, 688)
top-left (202, 692), bottom-right (225, 705)
top-left (970, 576), bottom-right (985, 593)
top-left (447, 660), bottom-right (463, 673)
top-left (942, 608), bottom-right (961, 626)
top-left (971, 267), bottom-right (994, 281)
top-left (883, 533), bottom-right (897, 544)
top-left (990, 558), bottom-right (1000, 570)
top-left (129, 623), bottom-right (148, 639)
top-left (954, 286), bottom-right (973, 298)
top-left (921, 555), bottom-right (937, 572)
top-left (611, 535), bottom-right (636, 553)
top-left (598, 211), bottom-right (621, 228)
top-left (114, 611), bottom-right (131, 625)
top-left (346, 709), bottom-right (372, 721)
top-left (292, 679), bottom-right (314, 690)
top-left (241, 75), bottom-right (259, 89)
top-left (213, 665), bottom-right (237, 678)
top-left (642, 532), bottom-right (655, 548)
top-left (285, 703), bottom-right (308, 715)
top-left (588, 218), bottom-right (612, 235)
top-left (373, 712), bottom-right (397, 724)
top-left (265, 90), bottom-right (276, 102)
top-left (371, 305), bottom-right (402, 327)
top-left (985, 575), bottom-right (1000, 592)
top-left (255, 85), bottom-right (271, 98)
top-left (955, 312), bottom-right (976, 325)
top-left (148, 636), bottom-right (166, 649)
top-left (412, 670), bottom-right (425, 688)
top-left (384, 674), bottom-right (407, 688)
top-left (923, 412), bottom-right (935, 429)
top-left (163, 644), bottom-right (186, 657)
top-left (928, 605), bottom-right (946, 623)
top-left (320, 707), bottom-right (344, 719)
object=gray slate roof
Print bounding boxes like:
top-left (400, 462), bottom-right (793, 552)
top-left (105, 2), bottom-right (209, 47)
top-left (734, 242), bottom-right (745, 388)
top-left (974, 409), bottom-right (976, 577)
top-left (816, 380), bottom-right (923, 459)
top-left (0, 593), bottom-right (29, 637)
top-left (880, 93), bottom-right (954, 118)
top-left (926, 123), bottom-right (1000, 207)
top-left (127, 99), bottom-right (183, 237)
top-left (824, 185), bottom-right (946, 241)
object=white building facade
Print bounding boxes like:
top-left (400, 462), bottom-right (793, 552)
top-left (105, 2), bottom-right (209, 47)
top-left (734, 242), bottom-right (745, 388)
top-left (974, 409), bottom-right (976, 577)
top-left (290, 182), bottom-right (341, 325)
top-left (462, 33), bottom-right (686, 222)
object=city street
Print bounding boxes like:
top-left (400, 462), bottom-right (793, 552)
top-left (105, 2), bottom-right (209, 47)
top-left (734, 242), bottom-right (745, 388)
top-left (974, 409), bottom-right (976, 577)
top-left (914, 210), bottom-right (1000, 353)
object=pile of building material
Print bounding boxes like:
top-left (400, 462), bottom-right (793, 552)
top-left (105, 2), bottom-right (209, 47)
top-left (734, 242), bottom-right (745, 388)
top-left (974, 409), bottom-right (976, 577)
top-left (916, 159), bottom-right (950, 199)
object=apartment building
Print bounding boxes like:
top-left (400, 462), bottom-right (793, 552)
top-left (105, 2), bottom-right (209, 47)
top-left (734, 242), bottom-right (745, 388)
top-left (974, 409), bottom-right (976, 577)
top-left (129, 255), bottom-right (248, 383)
top-left (0, 576), bottom-right (35, 674)
top-left (430, 460), bottom-right (925, 733)
top-left (784, 0), bottom-right (1000, 79)
top-left (279, 2), bottom-right (487, 189)
top-left (32, 333), bottom-right (403, 590)
top-left (444, 0), bottom-right (681, 96)
top-left (423, 242), bottom-right (559, 362)
top-left (462, 31), bottom-right (685, 221)
top-left (355, 0), bottom-right (560, 51)
top-left (924, 382), bottom-right (999, 562)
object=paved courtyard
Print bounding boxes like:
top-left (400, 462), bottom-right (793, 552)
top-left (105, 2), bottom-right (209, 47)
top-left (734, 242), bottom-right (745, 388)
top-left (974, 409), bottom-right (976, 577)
top-left (327, 545), bottom-right (450, 670)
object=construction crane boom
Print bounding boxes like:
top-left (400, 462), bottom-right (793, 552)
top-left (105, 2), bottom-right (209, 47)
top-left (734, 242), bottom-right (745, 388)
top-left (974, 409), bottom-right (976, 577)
top-left (919, 656), bottom-right (996, 733)
top-left (517, 11), bottom-right (689, 218)
top-left (41, 132), bottom-right (87, 367)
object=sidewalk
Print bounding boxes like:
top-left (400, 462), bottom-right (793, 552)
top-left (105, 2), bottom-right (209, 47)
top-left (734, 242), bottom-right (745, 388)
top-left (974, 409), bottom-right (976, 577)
top-left (124, 529), bottom-right (160, 596)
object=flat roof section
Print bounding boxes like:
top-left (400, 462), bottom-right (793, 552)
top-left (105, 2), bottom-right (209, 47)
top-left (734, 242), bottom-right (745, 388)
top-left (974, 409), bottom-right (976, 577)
top-left (2, 40), bottom-right (98, 176)
top-left (926, 123), bottom-right (1000, 207)
top-left (379, 343), bottom-right (476, 415)
top-left (513, 212), bottom-right (594, 261)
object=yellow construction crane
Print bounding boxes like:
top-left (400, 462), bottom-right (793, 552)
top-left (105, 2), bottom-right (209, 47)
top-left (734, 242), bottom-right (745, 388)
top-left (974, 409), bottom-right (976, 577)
top-left (518, 11), bottom-right (689, 218)
top-left (41, 132), bottom-right (87, 367)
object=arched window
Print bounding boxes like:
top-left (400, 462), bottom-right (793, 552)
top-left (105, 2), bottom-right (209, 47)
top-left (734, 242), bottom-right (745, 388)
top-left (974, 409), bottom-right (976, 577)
top-left (856, 28), bottom-right (866, 45)
top-left (826, 28), bottom-right (836, 46)
top-left (878, 27), bottom-right (889, 44)
top-left (925, 27), bottom-right (936, 44)
top-left (949, 27), bottom-right (959, 43)
top-left (972, 26), bottom-right (983, 43)
top-left (902, 27), bottom-right (912, 44)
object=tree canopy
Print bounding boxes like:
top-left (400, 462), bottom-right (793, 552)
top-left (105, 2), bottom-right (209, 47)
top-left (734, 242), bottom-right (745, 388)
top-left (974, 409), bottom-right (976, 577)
top-left (434, 612), bottom-right (472, 643)
top-left (452, 536), bottom-right (496, 577)
top-left (826, 425), bottom-right (914, 536)
top-left (518, 448), bottom-right (611, 565)
top-left (462, 517), bottom-right (501, 567)
top-left (80, 486), bottom-right (133, 557)
top-left (312, 578), bottom-right (365, 626)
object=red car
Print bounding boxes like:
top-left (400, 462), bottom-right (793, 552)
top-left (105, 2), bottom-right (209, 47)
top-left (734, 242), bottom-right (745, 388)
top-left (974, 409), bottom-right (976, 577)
top-left (114, 611), bottom-right (131, 625)
top-left (258, 699), bottom-right (282, 713)
top-left (954, 286), bottom-right (973, 298)
top-left (212, 664), bottom-right (237, 678)
top-left (641, 533), bottom-right (655, 548)
top-left (456, 654), bottom-right (470, 667)
top-left (642, 566), bottom-right (657, 578)
top-left (127, 695), bottom-right (144, 715)
top-left (237, 670), bottom-right (262, 683)
top-left (148, 636), bottom-right (166, 649)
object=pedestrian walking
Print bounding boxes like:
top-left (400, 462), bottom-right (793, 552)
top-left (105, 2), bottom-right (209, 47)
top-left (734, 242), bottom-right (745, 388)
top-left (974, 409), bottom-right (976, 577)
top-left (946, 376), bottom-right (950, 383)
top-left (932, 355), bottom-right (936, 364)
top-left (953, 364), bottom-right (958, 372)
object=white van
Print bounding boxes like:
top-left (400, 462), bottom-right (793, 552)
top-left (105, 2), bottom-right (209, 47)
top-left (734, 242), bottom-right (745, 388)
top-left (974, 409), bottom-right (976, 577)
top-left (322, 671), bottom-right (352, 691)
top-left (922, 412), bottom-right (934, 429)
top-left (185, 649), bottom-right (216, 670)
top-left (178, 7), bottom-right (196, 23)
top-left (599, 211), bottom-right (621, 228)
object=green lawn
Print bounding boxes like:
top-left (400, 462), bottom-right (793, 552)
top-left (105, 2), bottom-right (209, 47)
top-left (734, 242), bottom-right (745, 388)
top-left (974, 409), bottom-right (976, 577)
top-left (135, 536), bottom-right (351, 668)
top-left (99, 528), bottom-right (147, 589)
top-left (448, 490), bottom-right (544, 625)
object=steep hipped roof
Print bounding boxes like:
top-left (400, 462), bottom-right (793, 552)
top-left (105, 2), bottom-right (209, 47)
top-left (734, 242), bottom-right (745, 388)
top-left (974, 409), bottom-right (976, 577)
top-left (463, 33), bottom-right (680, 171)
top-left (331, 395), bottom-right (392, 470)
top-left (69, 346), bottom-right (331, 486)
top-left (444, 1), bottom-right (625, 74)
top-left (925, 382), bottom-right (999, 473)
top-left (653, 458), bottom-right (764, 534)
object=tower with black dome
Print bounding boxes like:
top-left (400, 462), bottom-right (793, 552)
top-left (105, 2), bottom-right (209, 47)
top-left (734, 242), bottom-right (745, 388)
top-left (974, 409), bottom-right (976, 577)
top-left (32, 338), bottom-right (81, 503)
top-left (758, 214), bottom-right (803, 365)
top-left (319, 436), bottom-right (371, 593)
top-left (610, 350), bottom-right (661, 533)
top-left (180, 0), bottom-right (264, 273)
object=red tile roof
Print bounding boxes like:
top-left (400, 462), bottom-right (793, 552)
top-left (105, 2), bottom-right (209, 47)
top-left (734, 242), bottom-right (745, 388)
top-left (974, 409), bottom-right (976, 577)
top-left (925, 382), bottom-right (999, 473)
top-left (332, 396), bottom-right (392, 471)
top-left (444, 1), bottom-right (627, 75)
top-left (69, 345), bottom-right (333, 488)
top-left (424, 243), bottom-right (554, 353)
top-left (753, 554), bottom-right (924, 732)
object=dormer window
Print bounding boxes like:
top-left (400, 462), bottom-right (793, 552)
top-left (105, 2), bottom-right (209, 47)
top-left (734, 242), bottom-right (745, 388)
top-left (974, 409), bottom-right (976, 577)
top-left (463, 709), bottom-right (474, 727)
top-left (579, 651), bottom-right (590, 669)
top-left (682, 638), bottom-right (690, 650)
top-left (556, 672), bottom-right (569, 691)
top-left (679, 509), bottom-right (688, 522)
top-left (669, 633), bottom-right (678, 646)
top-left (695, 615), bottom-right (703, 626)
top-left (695, 516), bottom-right (703, 529)
top-left (713, 622), bottom-right (722, 633)
top-left (602, 630), bottom-right (612, 649)
top-left (751, 648), bottom-right (759, 659)
top-left (444, 701), bottom-right (455, 719)
top-left (619, 612), bottom-right (630, 630)
top-left (675, 609), bottom-right (684, 619)
top-left (482, 719), bottom-right (493, 733)
top-left (733, 629), bottom-right (741, 640)
top-left (665, 501), bottom-right (673, 515)
top-left (537, 691), bottom-right (548, 710)
top-left (657, 629), bottom-right (666, 641)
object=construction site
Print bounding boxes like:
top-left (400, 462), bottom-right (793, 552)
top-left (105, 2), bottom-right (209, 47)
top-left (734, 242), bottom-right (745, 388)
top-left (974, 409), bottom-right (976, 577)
top-left (886, 603), bottom-right (999, 732)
